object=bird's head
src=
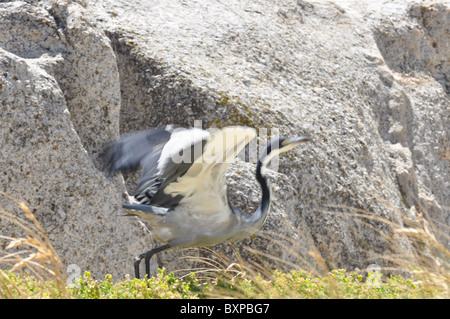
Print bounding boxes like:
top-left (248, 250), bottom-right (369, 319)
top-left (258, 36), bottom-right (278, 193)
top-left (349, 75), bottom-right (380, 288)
top-left (277, 136), bottom-right (312, 153)
top-left (261, 135), bottom-right (312, 166)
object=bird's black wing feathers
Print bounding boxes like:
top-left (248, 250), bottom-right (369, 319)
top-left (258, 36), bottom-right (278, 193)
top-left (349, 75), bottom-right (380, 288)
top-left (104, 127), bottom-right (257, 212)
top-left (102, 127), bottom-right (174, 205)
top-left (103, 128), bottom-right (172, 173)
top-left (136, 130), bottom-right (209, 207)
top-left (103, 127), bottom-right (209, 208)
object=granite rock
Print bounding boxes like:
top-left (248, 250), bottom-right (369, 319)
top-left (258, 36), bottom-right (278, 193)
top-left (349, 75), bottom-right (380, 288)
top-left (0, 0), bottom-right (448, 278)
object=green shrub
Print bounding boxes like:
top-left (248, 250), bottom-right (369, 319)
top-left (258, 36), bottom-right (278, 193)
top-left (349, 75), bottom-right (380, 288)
top-left (1, 266), bottom-right (446, 299)
top-left (1, 192), bottom-right (448, 299)
top-left (68, 269), bottom-right (201, 299)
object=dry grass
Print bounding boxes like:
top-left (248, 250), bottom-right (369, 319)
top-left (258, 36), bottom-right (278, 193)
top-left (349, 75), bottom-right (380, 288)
top-left (0, 191), bottom-right (69, 298)
top-left (178, 202), bottom-right (449, 298)
top-left (0, 190), bottom-right (448, 298)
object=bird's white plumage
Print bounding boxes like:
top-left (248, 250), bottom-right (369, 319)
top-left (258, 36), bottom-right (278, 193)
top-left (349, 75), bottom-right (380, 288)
top-left (163, 127), bottom-right (256, 217)
top-left (157, 127), bottom-right (210, 171)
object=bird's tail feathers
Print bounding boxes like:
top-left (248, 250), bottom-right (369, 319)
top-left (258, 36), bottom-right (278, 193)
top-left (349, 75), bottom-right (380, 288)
top-left (123, 204), bottom-right (167, 223)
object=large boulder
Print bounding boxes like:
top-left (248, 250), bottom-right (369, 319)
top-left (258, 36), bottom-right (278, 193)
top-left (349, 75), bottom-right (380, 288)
top-left (1, 0), bottom-right (448, 278)
top-left (0, 0), bottom-right (152, 279)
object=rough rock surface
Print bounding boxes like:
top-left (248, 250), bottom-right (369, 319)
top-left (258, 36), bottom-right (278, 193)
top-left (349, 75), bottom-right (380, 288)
top-left (0, 0), bottom-right (153, 279)
top-left (0, 0), bottom-right (448, 278)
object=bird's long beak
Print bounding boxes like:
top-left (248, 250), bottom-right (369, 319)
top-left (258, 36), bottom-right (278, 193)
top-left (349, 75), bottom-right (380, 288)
top-left (279, 136), bottom-right (312, 153)
top-left (262, 135), bottom-right (312, 165)
top-left (287, 136), bottom-right (312, 145)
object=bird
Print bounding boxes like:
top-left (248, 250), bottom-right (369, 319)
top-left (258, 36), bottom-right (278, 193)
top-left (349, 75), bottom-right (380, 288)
top-left (103, 126), bottom-right (311, 279)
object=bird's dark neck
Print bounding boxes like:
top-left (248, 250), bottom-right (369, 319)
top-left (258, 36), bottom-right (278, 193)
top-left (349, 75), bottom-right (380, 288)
top-left (246, 159), bottom-right (271, 226)
top-left (256, 159), bottom-right (270, 213)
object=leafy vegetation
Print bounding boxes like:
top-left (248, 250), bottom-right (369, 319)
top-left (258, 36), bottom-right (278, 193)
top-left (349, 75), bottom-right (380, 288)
top-left (1, 192), bottom-right (448, 299)
top-left (1, 266), bottom-right (447, 299)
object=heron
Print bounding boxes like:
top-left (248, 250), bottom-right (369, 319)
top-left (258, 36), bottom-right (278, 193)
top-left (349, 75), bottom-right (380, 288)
top-left (104, 126), bottom-right (311, 278)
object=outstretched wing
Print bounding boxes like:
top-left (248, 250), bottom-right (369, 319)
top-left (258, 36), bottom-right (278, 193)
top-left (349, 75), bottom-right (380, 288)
top-left (136, 127), bottom-right (210, 206)
top-left (103, 126), bottom-right (210, 206)
top-left (104, 126), bottom-right (256, 215)
top-left (103, 127), bottom-right (172, 174)
top-left (161, 126), bottom-right (256, 216)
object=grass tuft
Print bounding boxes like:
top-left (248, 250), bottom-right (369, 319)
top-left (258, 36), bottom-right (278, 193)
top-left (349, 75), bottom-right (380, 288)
top-left (0, 192), bottom-right (448, 299)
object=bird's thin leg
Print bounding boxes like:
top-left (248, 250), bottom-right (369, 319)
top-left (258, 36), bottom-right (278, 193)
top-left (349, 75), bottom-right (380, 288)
top-left (134, 244), bottom-right (171, 279)
top-left (134, 253), bottom-right (145, 279)
top-left (144, 244), bottom-right (171, 278)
